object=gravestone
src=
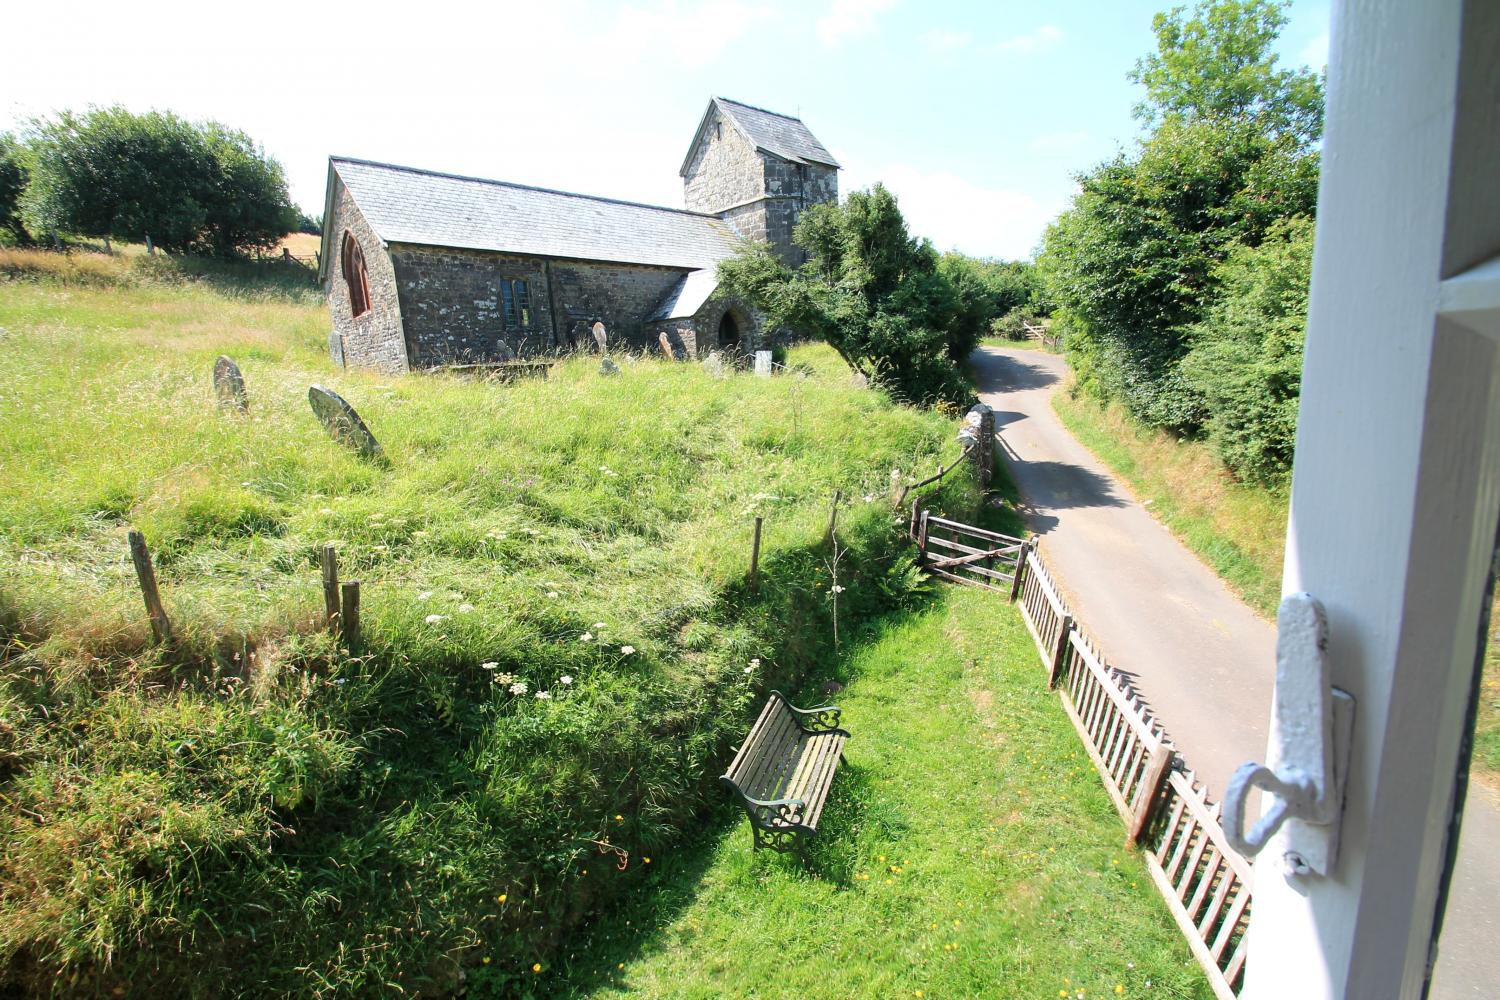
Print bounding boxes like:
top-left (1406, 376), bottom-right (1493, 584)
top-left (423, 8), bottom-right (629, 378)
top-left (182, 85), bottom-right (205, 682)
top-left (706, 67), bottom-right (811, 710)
top-left (753, 350), bottom-right (773, 377)
top-left (599, 357), bottom-right (621, 377)
top-left (702, 351), bottom-right (726, 378)
top-left (592, 321), bottom-right (608, 353)
top-left (849, 371), bottom-right (870, 389)
top-left (308, 385), bottom-right (384, 460)
top-left (328, 331), bottom-right (346, 367)
top-left (213, 356), bottom-right (248, 412)
top-left (494, 340), bottom-right (517, 362)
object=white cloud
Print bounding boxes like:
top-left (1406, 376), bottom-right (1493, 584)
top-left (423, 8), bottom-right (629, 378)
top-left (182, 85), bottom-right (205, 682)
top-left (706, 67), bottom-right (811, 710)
top-left (996, 24), bottom-right (1062, 55)
top-left (1027, 130), bottom-right (1092, 153)
top-left (1298, 29), bottom-right (1330, 69)
top-left (920, 28), bottom-right (971, 52)
top-left (844, 163), bottom-right (1063, 260)
top-left (816, 0), bottom-right (897, 47)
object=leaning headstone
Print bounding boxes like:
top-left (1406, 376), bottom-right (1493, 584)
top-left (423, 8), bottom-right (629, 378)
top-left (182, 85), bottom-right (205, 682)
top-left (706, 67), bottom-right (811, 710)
top-left (494, 340), bottom-right (517, 362)
top-left (658, 331), bottom-right (675, 360)
top-left (213, 356), bottom-right (248, 412)
top-left (599, 356), bottom-right (621, 377)
top-left (702, 351), bottom-right (725, 378)
top-left (328, 331), bottom-right (346, 368)
top-left (308, 385), bottom-right (384, 460)
top-left (849, 371), bottom-right (869, 389)
top-left (592, 321), bottom-right (608, 353)
top-left (753, 350), bottom-right (773, 377)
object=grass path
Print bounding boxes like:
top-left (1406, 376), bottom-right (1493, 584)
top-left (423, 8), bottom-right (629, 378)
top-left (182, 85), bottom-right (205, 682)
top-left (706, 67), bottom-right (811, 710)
top-left (518, 588), bottom-right (1210, 1000)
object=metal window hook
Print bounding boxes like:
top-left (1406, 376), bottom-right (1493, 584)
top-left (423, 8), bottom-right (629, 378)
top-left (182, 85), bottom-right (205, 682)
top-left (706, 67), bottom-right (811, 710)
top-left (1224, 593), bottom-right (1356, 877)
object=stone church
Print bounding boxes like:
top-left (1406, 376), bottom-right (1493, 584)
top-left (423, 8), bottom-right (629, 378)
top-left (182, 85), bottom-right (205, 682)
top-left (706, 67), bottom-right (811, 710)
top-left (317, 97), bottom-right (839, 373)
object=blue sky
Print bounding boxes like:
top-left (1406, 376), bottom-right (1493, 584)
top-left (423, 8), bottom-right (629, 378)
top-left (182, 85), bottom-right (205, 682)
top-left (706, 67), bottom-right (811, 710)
top-left (1, 0), bottom-right (1329, 259)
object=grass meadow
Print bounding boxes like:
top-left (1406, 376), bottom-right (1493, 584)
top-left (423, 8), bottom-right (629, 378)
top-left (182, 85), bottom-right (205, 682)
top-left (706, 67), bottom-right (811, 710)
top-left (1, 251), bottom-right (1207, 997)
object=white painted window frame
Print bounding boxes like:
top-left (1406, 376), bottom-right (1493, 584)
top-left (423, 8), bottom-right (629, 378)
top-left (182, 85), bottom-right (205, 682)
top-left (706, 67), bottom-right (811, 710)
top-left (1242, 2), bottom-right (1500, 997)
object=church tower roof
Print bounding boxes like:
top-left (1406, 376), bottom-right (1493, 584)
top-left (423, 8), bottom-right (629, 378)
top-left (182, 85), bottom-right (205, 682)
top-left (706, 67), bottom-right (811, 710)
top-left (679, 97), bottom-right (840, 177)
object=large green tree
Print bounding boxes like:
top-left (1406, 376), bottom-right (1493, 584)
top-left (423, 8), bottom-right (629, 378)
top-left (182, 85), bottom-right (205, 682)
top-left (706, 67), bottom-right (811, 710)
top-left (1038, 0), bottom-right (1321, 432)
top-left (0, 134), bottom-right (28, 244)
top-left (21, 107), bottom-right (294, 254)
top-left (1130, 0), bottom-right (1324, 147)
top-left (717, 184), bottom-right (966, 404)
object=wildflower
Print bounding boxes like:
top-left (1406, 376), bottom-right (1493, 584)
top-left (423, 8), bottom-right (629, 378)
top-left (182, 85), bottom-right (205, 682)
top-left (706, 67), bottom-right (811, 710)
top-left (510, 682), bottom-right (528, 695)
top-left (496, 672), bottom-right (516, 685)
top-left (319, 507), bottom-right (334, 515)
top-left (580, 632), bottom-right (594, 642)
top-left (643, 856), bottom-right (651, 864)
top-left (615, 814), bottom-right (623, 821)
top-left (497, 894), bottom-right (507, 903)
top-left (459, 603), bottom-right (476, 613)
top-left (863, 494), bottom-right (875, 503)
top-left (560, 675), bottom-right (574, 686)
top-left (744, 666), bottom-right (754, 674)
top-left (481, 662), bottom-right (498, 670)
top-left (533, 963), bottom-right (542, 973)
top-left (1116, 987), bottom-right (1124, 996)
top-left (414, 529), bottom-right (430, 538)
top-left (831, 585), bottom-right (846, 594)
top-left (593, 622), bottom-right (606, 629)
top-left (535, 690), bottom-right (552, 700)
top-left (547, 591), bottom-right (559, 599)
top-left (482, 957), bottom-right (491, 965)
top-left (620, 645), bottom-right (635, 655)
top-left (418, 590), bottom-right (434, 601)
top-left (425, 614), bottom-right (446, 625)
top-left (618, 963), bottom-right (625, 970)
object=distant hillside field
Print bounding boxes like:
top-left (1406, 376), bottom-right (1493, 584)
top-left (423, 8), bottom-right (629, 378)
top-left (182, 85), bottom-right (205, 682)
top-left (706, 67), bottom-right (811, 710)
top-left (0, 255), bottom-right (974, 996)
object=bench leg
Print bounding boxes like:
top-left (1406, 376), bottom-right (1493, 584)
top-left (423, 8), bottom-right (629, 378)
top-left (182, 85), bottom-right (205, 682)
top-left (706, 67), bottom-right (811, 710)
top-left (752, 824), bottom-right (805, 853)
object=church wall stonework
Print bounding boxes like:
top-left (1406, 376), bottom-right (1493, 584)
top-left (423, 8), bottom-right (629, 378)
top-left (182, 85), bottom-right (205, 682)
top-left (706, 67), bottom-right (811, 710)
top-left (389, 247), bottom-right (556, 367)
top-left (549, 261), bottom-right (689, 352)
top-left (326, 180), bottom-right (409, 374)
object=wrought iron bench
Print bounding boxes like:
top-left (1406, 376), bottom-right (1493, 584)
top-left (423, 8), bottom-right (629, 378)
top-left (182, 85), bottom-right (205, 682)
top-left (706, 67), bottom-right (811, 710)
top-left (720, 690), bottom-right (850, 851)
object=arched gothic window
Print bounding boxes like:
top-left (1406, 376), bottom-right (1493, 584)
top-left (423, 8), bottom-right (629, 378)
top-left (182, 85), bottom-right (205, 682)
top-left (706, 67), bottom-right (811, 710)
top-left (341, 231), bottom-right (372, 318)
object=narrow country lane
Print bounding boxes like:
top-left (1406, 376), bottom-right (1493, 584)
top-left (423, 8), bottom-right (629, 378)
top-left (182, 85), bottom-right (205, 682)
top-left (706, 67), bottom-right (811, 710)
top-left (973, 344), bottom-right (1497, 998)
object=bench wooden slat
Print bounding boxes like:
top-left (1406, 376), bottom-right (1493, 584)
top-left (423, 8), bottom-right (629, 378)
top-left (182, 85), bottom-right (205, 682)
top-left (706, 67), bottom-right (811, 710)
top-left (721, 692), bottom-right (850, 850)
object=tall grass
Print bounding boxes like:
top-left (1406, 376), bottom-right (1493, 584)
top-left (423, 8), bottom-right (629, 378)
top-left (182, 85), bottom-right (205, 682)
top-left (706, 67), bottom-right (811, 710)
top-left (0, 272), bottom-right (975, 996)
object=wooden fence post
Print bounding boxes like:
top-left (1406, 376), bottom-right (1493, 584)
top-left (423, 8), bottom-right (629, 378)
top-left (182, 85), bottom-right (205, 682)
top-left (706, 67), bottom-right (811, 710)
top-left (321, 543), bottom-right (341, 631)
top-left (909, 496), bottom-right (923, 539)
top-left (1127, 744), bottom-right (1175, 846)
top-left (1008, 538), bottom-right (1032, 603)
top-left (340, 581), bottom-right (361, 648)
top-left (1047, 614), bottom-right (1074, 688)
top-left (128, 530), bottom-right (172, 645)
top-left (916, 509), bottom-right (931, 566)
top-left (749, 516), bottom-right (763, 593)
top-left (824, 489), bottom-right (842, 545)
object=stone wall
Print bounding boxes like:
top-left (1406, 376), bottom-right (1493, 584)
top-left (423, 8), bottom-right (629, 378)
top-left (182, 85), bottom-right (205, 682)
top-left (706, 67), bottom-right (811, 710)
top-left (683, 107), bottom-right (764, 214)
top-left (548, 260), bottom-right (689, 351)
top-left (389, 247), bottom-right (555, 367)
top-left (325, 180), bottom-right (409, 374)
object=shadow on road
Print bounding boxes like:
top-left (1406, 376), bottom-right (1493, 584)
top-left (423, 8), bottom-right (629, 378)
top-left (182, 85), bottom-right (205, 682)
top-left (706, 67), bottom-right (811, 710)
top-left (975, 352), bottom-right (1059, 392)
top-left (1013, 460), bottom-right (1128, 511)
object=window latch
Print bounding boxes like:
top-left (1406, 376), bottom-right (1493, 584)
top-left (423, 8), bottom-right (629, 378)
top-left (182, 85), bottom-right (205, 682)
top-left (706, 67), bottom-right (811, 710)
top-left (1224, 593), bottom-right (1356, 877)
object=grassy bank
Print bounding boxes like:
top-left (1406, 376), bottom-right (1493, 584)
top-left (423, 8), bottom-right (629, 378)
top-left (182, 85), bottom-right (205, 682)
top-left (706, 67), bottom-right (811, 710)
top-left (0, 262), bottom-right (976, 996)
top-left (535, 587), bottom-right (1210, 1000)
top-left (1049, 383), bottom-right (1500, 784)
top-left (1051, 389), bottom-right (1287, 618)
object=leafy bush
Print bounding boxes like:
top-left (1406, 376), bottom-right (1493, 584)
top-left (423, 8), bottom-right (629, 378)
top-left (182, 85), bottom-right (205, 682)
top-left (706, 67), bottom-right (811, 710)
top-left (20, 107), bottom-right (296, 256)
top-left (1037, 0), bottom-right (1321, 434)
top-left (718, 184), bottom-right (968, 405)
top-left (1180, 216), bottom-right (1312, 485)
top-left (0, 135), bottom-right (27, 246)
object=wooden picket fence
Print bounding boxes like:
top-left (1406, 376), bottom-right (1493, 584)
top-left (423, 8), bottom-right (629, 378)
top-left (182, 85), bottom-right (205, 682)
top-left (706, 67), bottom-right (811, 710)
top-left (914, 514), bottom-right (1251, 999)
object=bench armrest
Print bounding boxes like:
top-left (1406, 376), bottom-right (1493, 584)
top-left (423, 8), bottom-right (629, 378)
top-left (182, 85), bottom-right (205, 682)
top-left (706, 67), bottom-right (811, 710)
top-left (788, 700), bottom-right (843, 732)
top-left (719, 777), bottom-right (808, 826)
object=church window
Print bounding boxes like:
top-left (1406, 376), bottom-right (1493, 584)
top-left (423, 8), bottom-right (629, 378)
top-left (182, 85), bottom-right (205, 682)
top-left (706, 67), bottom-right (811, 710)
top-left (341, 231), bottom-right (372, 318)
top-left (500, 278), bottom-right (533, 330)
top-left (715, 121), bottom-right (722, 140)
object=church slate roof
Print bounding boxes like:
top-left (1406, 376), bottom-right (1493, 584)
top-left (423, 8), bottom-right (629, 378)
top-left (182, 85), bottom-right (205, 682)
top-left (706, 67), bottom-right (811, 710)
top-left (330, 157), bottom-right (744, 270)
top-left (711, 98), bottom-right (840, 168)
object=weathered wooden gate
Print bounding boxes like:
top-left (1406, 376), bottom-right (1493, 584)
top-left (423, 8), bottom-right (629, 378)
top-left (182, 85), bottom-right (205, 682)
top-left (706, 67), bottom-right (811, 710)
top-left (910, 504), bottom-right (1026, 593)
